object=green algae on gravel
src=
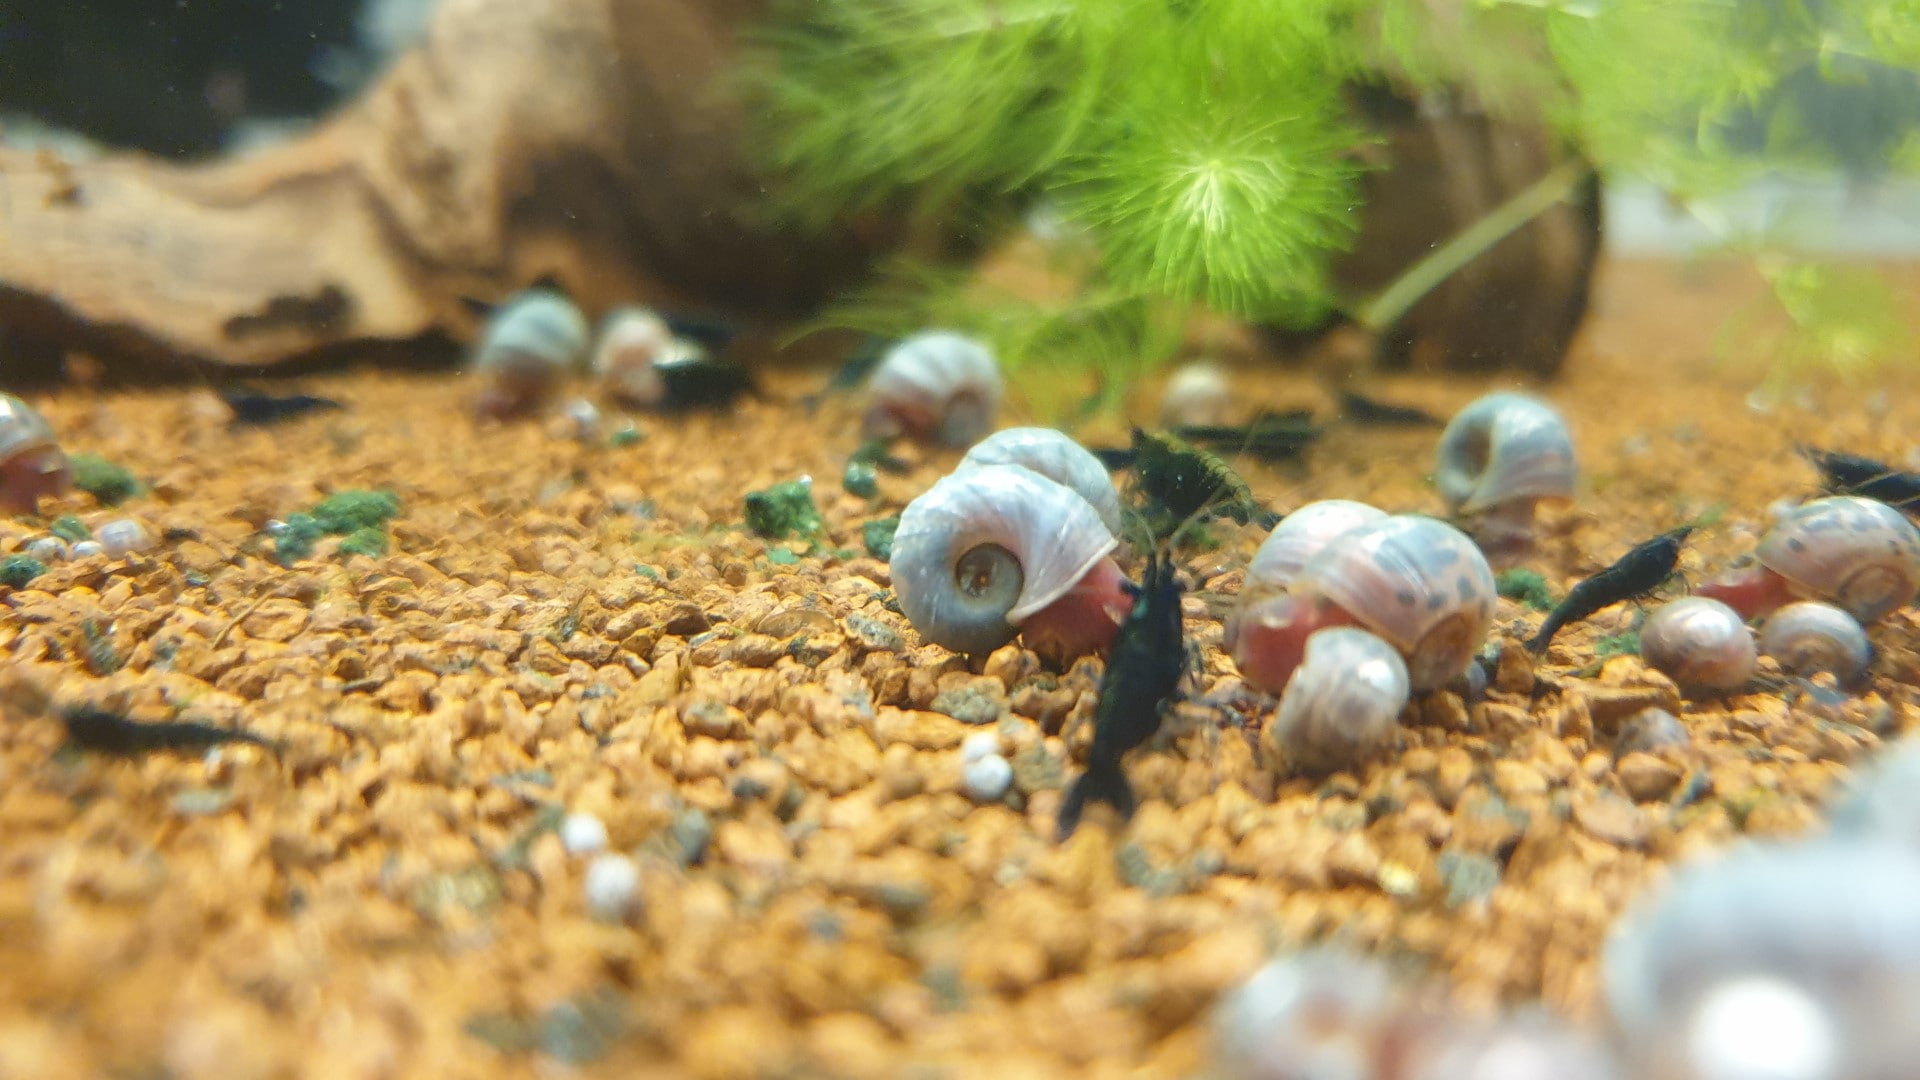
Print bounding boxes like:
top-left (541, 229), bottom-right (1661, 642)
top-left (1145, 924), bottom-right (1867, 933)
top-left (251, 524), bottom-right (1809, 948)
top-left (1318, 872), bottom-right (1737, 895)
top-left (68, 455), bottom-right (139, 506)
top-left (0, 554), bottom-right (46, 588)
top-left (745, 478), bottom-right (822, 540)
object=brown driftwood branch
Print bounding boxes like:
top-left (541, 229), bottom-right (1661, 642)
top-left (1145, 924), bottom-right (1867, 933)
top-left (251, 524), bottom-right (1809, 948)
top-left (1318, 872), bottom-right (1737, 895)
top-left (0, 0), bottom-right (886, 372)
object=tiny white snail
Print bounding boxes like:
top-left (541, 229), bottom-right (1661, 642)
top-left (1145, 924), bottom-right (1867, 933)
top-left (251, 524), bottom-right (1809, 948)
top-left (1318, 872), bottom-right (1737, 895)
top-left (862, 331), bottom-right (1003, 447)
top-left (1434, 391), bottom-right (1576, 563)
top-left (890, 463), bottom-right (1127, 662)
top-left (0, 393), bottom-right (72, 515)
top-left (956, 427), bottom-right (1124, 535)
top-left (1227, 515), bottom-right (1496, 695)
top-left (1638, 596), bottom-right (1755, 695)
top-left (471, 288), bottom-right (591, 418)
top-left (591, 305), bottom-right (676, 407)
top-left (1699, 495), bottom-right (1920, 625)
top-left (1159, 360), bottom-right (1232, 429)
top-left (1243, 500), bottom-right (1389, 598)
top-left (1759, 601), bottom-right (1872, 685)
top-left (1264, 627), bottom-right (1409, 777)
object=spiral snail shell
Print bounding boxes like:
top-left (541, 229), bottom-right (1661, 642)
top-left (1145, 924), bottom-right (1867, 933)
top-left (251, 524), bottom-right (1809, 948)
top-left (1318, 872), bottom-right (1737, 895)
top-left (1435, 392), bottom-right (1576, 562)
top-left (1264, 627), bottom-right (1410, 776)
top-left (1758, 601), bottom-right (1872, 685)
top-left (956, 427), bottom-right (1124, 535)
top-left (471, 289), bottom-right (591, 418)
top-left (1699, 495), bottom-right (1920, 625)
top-left (890, 463), bottom-right (1128, 661)
top-left (1638, 596), bottom-right (1756, 695)
top-left (863, 331), bottom-right (1003, 447)
top-left (591, 305), bottom-right (676, 407)
top-left (1159, 361), bottom-right (1232, 429)
top-left (1228, 515), bottom-right (1496, 695)
top-left (1244, 500), bottom-right (1389, 597)
top-left (0, 393), bottom-right (72, 515)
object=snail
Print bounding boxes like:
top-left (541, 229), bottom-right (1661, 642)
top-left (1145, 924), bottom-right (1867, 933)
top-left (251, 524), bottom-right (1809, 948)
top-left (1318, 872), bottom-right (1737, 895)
top-left (1602, 839), bottom-right (1920, 1080)
top-left (1242, 500), bottom-right (1388, 599)
top-left (1159, 361), bottom-right (1232, 429)
top-left (471, 288), bottom-right (591, 418)
top-left (1434, 391), bottom-right (1576, 562)
top-left (1759, 601), bottom-right (1872, 686)
top-left (1212, 949), bottom-right (1403, 1080)
top-left (956, 427), bottom-right (1124, 535)
top-left (1638, 596), bottom-right (1756, 695)
top-left (862, 331), bottom-right (1003, 447)
top-left (591, 305), bottom-right (676, 406)
top-left (1698, 495), bottom-right (1920, 625)
top-left (1263, 627), bottom-right (1410, 776)
top-left (0, 393), bottom-right (73, 515)
top-left (890, 463), bottom-right (1128, 662)
top-left (1226, 515), bottom-right (1496, 695)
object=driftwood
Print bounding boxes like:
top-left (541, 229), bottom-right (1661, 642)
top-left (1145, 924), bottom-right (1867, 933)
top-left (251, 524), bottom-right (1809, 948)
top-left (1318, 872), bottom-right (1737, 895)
top-left (0, 0), bottom-right (891, 373)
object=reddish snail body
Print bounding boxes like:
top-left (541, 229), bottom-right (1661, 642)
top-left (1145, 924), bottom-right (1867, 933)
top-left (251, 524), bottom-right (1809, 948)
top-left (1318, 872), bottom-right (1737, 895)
top-left (1698, 496), bottom-right (1920, 625)
top-left (1228, 514), bottom-right (1496, 695)
top-left (0, 394), bottom-right (72, 515)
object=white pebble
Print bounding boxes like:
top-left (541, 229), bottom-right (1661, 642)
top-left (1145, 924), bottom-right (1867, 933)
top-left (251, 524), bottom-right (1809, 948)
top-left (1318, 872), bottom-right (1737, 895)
top-left (70, 540), bottom-right (105, 559)
top-left (560, 812), bottom-right (609, 855)
top-left (961, 731), bottom-right (1000, 764)
top-left (963, 752), bottom-right (1013, 802)
top-left (96, 518), bottom-right (154, 558)
top-left (582, 853), bottom-right (640, 922)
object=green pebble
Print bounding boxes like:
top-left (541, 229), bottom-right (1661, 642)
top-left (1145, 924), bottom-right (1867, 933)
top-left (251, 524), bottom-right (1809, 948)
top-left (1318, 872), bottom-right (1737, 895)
top-left (68, 454), bottom-right (138, 506)
top-left (766, 547), bottom-right (799, 566)
top-left (311, 489), bottom-right (401, 534)
top-left (49, 515), bottom-right (90, 542)
top-left (863, 516), bottom-right (900, 560)
top-left (274, 513), bottom-right (326, 564)
top-left (0, 554), bottom-right (47, 588)
top-left (842, 458), bottom-right (878, 498)
top-left (338, 527), bottom-right (390, 559)
top-left (1495, 568), bottom-right (1555, 612)
top-left (744, 479), bottom-right (822, 539)
top-left (609, 424), bottom-right (643, 448)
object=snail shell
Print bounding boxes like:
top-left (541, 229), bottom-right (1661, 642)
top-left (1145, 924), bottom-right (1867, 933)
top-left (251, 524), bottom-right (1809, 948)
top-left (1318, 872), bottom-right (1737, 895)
top-left (591, 305), bottom-right (675, 406)
top-left (0, 393), bottom-right (72, 515)
top-left (1245, 500), bottom-right (1388, 596)
top-left (1297, 515), bottom-right (1497, 693)
top-left (1266, 627), bottom-right (1409, 776)
top-left (1159, 361), bottom-right (1232, 429)
top-left (472, 289), bottom-right (591, 416)
top-left (1435, 392), bottom-right (1577, 515)
top-left (957, 427), bottom-right (1124, 535)
top-left (863, 331), bottom-right (1003, 447)
top-left (1603, 839), bottom-right (1920, 1080)
top-left (1639, 597), bottom-right (1755, 694)
top-left (890, 464), bottom-right (1118, 655)
top-left (1759, 601), bottom-right (1872, 685)
top-left (1757, 495), bottom-right (1920, 624)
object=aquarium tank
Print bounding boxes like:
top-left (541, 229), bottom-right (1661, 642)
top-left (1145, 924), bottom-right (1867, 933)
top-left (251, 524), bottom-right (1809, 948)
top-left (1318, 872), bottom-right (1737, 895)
top-left (1, 1), bottom-right (1920, 1078)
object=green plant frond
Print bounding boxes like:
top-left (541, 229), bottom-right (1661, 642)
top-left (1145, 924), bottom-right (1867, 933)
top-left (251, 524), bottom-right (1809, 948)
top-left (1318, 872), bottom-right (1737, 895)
top-left (1053, 29), bottom-right (1363, 323)
top-left (1717, 258), bottom-right (1914, 394)
top-left (1367, 0), bottom-right (1568, 119)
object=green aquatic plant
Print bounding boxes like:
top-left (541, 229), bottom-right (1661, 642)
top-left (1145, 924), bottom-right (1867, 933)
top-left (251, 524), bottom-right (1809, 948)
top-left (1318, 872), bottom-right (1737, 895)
top-left (1496, 568), bottom-right (1556, 613)
top-left (338, 527), bottom-right (391, 559)
top-left (744, 0), bottom-right (1920, 390)
top-left (49, 515), bottom-right (89, 543)
top-left (312, 489), bottom-right (402, 534)
top-left (744, 479), bottom-right (823, 540)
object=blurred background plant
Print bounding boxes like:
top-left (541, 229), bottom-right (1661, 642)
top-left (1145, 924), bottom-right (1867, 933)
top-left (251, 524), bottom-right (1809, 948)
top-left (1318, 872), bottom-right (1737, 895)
top-left (739, 0), bottom-right (1920, 411)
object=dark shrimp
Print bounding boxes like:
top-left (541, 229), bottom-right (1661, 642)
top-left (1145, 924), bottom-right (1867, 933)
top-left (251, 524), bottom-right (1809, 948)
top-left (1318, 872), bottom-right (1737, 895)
top-left (1800, 446), bottom-right (1920, 513)
top-left (1057, 552), bottom-right (1188, 840)
top-left (62, 706), bottom-right (277, 758)
top-left (1528, 526), bottom-right (1691, 654)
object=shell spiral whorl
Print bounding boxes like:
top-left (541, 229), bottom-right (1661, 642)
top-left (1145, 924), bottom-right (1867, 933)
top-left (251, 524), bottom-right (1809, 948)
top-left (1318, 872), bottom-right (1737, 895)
top-left (890, 464), bottom-right (1118, 655)
top-left (1266, 627), bottom-right (1410, 776)
top-left (1435, 392), bottom-right (1577, 514)
top-left (865, 331), bottom-right (1003, 447)
top-left (956, 427), bottom-right (1124, 535)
